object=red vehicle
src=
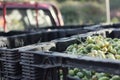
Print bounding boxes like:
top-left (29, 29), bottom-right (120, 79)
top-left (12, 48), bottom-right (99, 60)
top-left (0, 2), bottom-right (64, 31)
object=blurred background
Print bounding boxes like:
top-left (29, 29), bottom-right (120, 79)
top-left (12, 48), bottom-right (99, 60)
top-left (29, 0), bottom-right (120, 25)
top-left (1, 0), bottom-right (120, 26)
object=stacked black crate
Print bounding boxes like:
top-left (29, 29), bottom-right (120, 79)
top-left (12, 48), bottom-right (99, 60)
top-left (20, 51), bottom-right (61, 80)
top-left (42, 30), bottom-right (58, 42)
top-left (26, 32), bottom-right (42, 44)
top-left (0, 49), bottom-right (21, 80)
top-left (21, 52), bottom-right (43, 80)
top-left (0, 31), bottom-right (30, 80)
top-left (0, 58), bottom-right (4, 80)
top-left (0, 31), bottom-right (31, 48)
top-left (8, 34), bottom-right (28, 48)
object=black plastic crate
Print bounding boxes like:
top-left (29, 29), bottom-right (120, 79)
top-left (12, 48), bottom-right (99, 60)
top-left (22, 67), bottom-right (44, 76)
top-left (0, 66), bottom-right (21, 79)
top-left (19, 51), bottom-right (62, 80)
top-left (101, 23), bottom-right (120, 28)
top-left (0, 49), bottom-right (20, 61)
top-left (0, 49), bottom-right (22, 80)
top-left (1, 61), bottom-right (21, 77)
top-left (40, 27), bottom-right (92, 42)
top-left (3, 75), bottom-right (21, 80)
top-left (8, 34), bottom-right (28, 48)
top-left (0, 49), bottom-right (19, 60)
top-left (19, 51), bottom-right (120, 80)
top-left (106, 28), bottom-right (120, 38)
top-left (0, 26), bottom-right (94, 49)
top-left (26, 32), bottom-right (42, 44)
top-left (20, 51), bottom-right (61, 65)
top-left (65, 28), bottom-right (90, 37)
top-left (42, 30), bottom-right (59, 42)
top-left (3, 62), bottom-right (21, 69)
top-left (56, 28), bottom-right (91, 38)
top-left (57, 29), bottom-right (66, 38)
top-left (0, 31), bottom-right (31, 48)
top-left (0, 61), bottom-right (4, 80)
top-left (3, 70), bottom-right (21, 76)
top-left (21, 63), bottom-right (61, 80)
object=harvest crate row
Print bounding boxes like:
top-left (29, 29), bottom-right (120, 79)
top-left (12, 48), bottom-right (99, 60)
top-left (1, 23), bottom-right (120, 80)
top-left (19, 29), bottom-right (120, 80)
top-left (0, 26), bottom-right (92, 49)
top-left (0, 24), bottom-right (96, 80)
top-left (0, 23), bottom-right (120, 49)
